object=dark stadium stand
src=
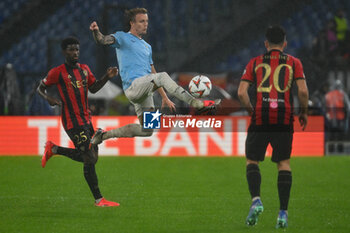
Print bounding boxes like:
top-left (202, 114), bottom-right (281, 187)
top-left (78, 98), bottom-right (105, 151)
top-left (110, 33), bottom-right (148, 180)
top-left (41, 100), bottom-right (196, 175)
top-left (217, 0), bottom-right (350, 73)
top-left (0, 0), bottom-right (167, 73)
top-left (0, 0), bottom-right (349, 102)
top-left (0, 0), bottom-right (349, 152)
top-left (0, 0), bottom-right (28, 24)
top-left (0, 0), bottom-right (284, 75)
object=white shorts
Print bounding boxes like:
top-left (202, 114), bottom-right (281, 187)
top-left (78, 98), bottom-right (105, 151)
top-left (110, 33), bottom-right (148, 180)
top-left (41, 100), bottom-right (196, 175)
top-left (124, 74), bottom-right (157, 117)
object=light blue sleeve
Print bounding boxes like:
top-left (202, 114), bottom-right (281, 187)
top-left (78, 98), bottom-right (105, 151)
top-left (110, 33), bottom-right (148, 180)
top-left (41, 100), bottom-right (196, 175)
top-left (111, 31), bottom-right (123, 48)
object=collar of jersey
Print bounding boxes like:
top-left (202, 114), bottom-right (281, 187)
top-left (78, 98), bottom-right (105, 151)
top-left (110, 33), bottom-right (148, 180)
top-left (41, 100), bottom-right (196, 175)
top-left (65, 62), bottom-right (79, 69)
top-left (128, 31), bottom-right (142, 40)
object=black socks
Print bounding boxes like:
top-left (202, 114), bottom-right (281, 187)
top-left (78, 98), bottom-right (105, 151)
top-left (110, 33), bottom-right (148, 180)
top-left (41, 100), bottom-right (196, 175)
top-left (277, 170), bottom-right (292, 210)
top-left (246, 164), bottom-right (261, 198)
top-left (247, 164), bottom-right (292, 211)
top-left (83, 164), bottom-right (102, 200)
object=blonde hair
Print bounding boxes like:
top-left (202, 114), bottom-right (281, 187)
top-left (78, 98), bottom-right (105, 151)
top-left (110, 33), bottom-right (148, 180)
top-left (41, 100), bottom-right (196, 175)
top-left (125, 8), bottom-right (148, 23)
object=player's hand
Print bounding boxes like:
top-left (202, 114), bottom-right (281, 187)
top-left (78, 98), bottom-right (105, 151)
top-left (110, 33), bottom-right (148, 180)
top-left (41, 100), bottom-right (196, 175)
top-left (299, 113), bottom-right (308, 131)
top-left (106, 67), bottom-right (118, 78)
top-left (48, 98), bottom-right (62, 107)
top-left (90, 21), bottom-right (99, 31)
top-left (162, 98), bottom-right (176, 112)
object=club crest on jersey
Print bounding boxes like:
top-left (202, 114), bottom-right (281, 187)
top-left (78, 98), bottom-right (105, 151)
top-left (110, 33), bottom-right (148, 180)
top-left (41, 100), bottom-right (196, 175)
top-left (270, 101), bottom-right (278, 109)
top-left (83, 70), bottom-right (88, 76)
top-left (143, 110), bottom-right (161, 129)
top-left (67, 74), bottom-right (72, 79)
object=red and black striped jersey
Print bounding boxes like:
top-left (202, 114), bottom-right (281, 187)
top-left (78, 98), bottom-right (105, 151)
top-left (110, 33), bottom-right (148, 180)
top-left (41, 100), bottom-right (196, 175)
top-left (43, 63), bottom-right (96, 130)
top-left (241, 49), bottom-right (305, 126)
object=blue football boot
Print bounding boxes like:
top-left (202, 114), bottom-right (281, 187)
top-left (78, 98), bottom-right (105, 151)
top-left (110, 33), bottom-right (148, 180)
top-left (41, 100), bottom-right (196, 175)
top-left (246, 198), bottom-right (264, 226)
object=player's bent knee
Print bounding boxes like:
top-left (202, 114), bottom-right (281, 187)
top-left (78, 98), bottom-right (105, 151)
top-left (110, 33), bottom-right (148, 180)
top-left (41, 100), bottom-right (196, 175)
top-left (277, 159), bottom-right (291, 171)
top-left (159, 72), bottom-right (168, 77)
top-left (84, 158), bottom-right (97, 166)
top-left (91, 151), bottom-right (98, 164)
top-left (83, 151), bottom-right (98, 165)
top-left (154, 72), bottom-right (169, 84)
top-left (246, 159), bottom-right (259, 165)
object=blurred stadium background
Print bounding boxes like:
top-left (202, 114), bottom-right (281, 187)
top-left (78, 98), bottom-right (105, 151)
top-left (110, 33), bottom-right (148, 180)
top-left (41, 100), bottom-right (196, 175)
top-left (0, 0), bottom-right (350, 154)
top-left (1, 1), bottom-right (350, 232)
top-left (1, 0), bottom-right (350, 155)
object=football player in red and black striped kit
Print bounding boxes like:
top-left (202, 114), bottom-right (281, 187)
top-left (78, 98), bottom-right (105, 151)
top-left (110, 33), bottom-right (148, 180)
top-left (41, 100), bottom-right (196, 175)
top-left (238, 26), bottom-right (309, 228)
top-left (37, 37), bottom-right (119, 207)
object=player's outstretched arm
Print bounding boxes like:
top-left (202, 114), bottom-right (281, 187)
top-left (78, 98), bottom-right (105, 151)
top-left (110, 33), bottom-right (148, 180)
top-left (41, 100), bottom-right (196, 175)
top-left (296, 79), bottom-right (309, 130)
top-left (37, 81), bottom-right (61, 106)
top-left (89, 67), bottom-right (118, 93)
top-left (89, 21), bottom-right (115, 45)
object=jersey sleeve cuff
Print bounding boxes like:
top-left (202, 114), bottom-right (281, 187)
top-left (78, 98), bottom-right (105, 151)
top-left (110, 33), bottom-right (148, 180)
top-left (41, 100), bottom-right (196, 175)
top-left (41, 80), bottom-right (48, 87)
top-left (241, 79), bottom-right (253, 83)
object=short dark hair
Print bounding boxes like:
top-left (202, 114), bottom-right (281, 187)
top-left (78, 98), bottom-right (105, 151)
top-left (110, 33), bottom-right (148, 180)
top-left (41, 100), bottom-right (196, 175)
top-left (61, 37), bottom-right (80, 50)
top-left (265, 26), bottom-right (286, 45)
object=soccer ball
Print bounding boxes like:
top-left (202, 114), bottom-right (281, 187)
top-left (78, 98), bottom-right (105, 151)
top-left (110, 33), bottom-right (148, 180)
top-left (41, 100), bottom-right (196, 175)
top-left (188, 75), bottom-right (212, 98)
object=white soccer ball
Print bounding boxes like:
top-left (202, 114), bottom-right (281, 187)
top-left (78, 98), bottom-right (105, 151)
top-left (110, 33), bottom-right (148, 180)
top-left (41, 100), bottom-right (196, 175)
top-left (188, 75), bottom-right (212, 98)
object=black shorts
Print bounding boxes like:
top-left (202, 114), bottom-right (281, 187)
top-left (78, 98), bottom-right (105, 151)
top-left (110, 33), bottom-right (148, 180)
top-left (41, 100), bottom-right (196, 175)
top-left (66, 123), bottom-right (95, 153)
top-left (245, 124), bottom-right (293, 163)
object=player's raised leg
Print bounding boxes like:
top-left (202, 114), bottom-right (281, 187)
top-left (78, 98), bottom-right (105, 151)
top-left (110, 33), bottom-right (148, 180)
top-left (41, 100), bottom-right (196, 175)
top-left (151, 72), bottom-right (221, 111)
top-left (90, 97), bottom-right (156, 146)
top-left (90, 128), bottom-right (105, 146)
top-left (42, 141), bottom-right (55, 168)
top-left (42, 141), bottom-right (85, 168)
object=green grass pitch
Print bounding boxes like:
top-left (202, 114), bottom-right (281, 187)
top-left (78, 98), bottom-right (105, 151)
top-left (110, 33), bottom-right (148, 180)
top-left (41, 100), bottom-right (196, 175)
top-left (0, 156), bottom-right (349, 233)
